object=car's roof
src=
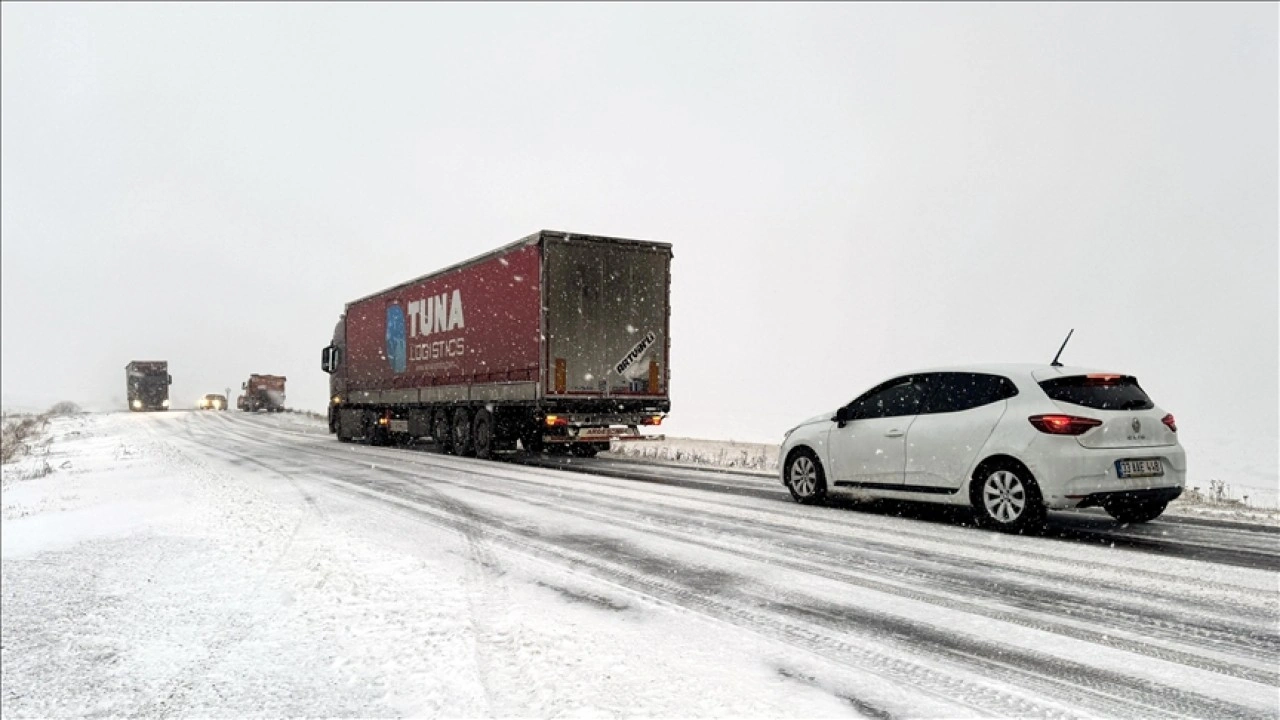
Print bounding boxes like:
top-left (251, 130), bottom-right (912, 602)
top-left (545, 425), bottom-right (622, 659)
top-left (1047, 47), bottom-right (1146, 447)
top-left (895, 363), bottom-right (1115, 378)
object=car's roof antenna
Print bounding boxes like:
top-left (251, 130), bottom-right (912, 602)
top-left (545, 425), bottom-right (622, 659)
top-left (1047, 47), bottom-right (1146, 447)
top-left (1050, 329), bottom-right (1074, 367)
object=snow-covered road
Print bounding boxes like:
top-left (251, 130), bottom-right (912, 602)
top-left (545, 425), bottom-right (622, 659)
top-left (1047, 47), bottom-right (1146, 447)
top-left (3, 411), bottom-right (1277, 718)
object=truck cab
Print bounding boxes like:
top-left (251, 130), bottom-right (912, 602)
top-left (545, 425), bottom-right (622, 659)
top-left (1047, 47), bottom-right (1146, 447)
top-left (126, 361), bottom-right (171, 412)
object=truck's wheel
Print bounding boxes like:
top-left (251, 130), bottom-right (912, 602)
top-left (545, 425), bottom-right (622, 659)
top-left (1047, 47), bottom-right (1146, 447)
top-left (473, 409), bottom-right (495, 460)
top-left (452, 407), bottom-right (474, 456)
top-left (433, 410), bottom-right (454, 454)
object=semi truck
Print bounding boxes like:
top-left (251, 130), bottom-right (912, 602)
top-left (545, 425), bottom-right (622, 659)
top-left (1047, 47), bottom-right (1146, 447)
top-left (237, 374), bottom-right (287, 412)
top-left (126, 361), bottom-right (171, 412)
top-left (320, 229), bottom-right (671, 458)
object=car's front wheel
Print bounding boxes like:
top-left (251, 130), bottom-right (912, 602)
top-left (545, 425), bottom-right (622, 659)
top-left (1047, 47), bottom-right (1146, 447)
top-left (974, 463), bottom-right (1045, 532)
top-left (785, 449), bottom-right (827, 505)
top-left (1103, 498), bottom-right (1168, 524)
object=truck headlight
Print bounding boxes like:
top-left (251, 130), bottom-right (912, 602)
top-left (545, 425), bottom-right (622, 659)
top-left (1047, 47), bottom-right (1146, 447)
top-left (162, 399), bottom-right (170, 407)
top-left (132, 400), bottom-right (142, 409)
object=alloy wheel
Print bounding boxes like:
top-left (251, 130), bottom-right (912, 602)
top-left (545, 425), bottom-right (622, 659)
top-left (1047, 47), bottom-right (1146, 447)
top-left (790, 456), bottom-right (818, 498)
top-left (983, 470), bottom-right (1027, 523)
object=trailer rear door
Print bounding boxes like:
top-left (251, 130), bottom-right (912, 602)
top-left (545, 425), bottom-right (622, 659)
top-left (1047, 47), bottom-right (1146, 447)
top-left (544, 235), bottom-right (670, 399)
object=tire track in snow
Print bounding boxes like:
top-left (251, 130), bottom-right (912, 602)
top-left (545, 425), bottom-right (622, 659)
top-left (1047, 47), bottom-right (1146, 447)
top-left (177, 415), bottom-right (565, 718)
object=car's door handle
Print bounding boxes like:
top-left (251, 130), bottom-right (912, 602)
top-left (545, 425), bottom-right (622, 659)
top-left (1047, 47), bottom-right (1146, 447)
top-left (885, 429), bottom-right (905, 438)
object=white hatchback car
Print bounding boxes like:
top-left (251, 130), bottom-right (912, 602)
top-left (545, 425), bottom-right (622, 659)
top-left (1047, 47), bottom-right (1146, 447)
top-left (779, 364), bottom-right (1186, 531)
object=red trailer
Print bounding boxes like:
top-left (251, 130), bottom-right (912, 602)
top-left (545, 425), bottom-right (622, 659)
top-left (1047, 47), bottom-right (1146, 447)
top-left (321, 230), bottom-right (671, 458)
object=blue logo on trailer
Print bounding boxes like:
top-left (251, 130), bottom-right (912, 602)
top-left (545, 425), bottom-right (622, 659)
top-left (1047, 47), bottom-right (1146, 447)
top-left (386, 304), bottom-right (407, 373)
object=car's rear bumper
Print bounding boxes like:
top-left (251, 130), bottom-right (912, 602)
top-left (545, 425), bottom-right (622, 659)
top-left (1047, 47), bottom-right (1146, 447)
top-left (1024, 439), bottom-right (1186, 510)
top-left (1067, 485), bottom-right (1184, 509)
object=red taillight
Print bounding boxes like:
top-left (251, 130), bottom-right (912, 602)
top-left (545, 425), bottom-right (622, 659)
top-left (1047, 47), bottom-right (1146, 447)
top-left (1162, 413), bottom-right (1177, 432)
top-left (544, 415), bottom-right (569, 427)
top-left (641, 415), bottom-right (664, 426)
top-left (1029, 414), bottom-right (1103, 435)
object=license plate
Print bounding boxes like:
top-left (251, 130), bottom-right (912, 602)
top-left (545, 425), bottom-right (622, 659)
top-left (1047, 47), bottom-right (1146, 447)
top-left (1116, 459), bottom-right (1164, 478)
top-left (565, 427), bottom-right (642, 441)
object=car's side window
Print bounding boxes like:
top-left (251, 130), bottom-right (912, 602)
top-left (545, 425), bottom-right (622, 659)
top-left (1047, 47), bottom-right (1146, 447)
top-left (850, 377), bottom-right (923, 419)
top-left (923, 372), bottom-right (1018, 414)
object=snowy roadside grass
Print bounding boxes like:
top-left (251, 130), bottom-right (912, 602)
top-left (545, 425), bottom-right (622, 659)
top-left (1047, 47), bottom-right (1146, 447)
top-left (1164, 485), bottom-right (1280, 526)
top-left (606, 436), bottom-right (779, 474)
top-left (1, 413), bottom-right (49, 466)
top-left (2, 402), bottom-right (82, 478)
top-left (283, 407), bottom-right (326, 422)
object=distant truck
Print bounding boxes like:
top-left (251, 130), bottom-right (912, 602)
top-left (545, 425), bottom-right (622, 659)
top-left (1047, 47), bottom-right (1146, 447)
top-left (237, 374), bottom-right (287, 412)
top-left (126, 361), bottom-right (171, 412)
top-left (320, 230), bottom-right (671, 458)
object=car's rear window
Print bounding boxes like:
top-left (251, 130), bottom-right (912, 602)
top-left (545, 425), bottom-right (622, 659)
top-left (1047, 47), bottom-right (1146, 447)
top-left (1038, 375), bottom-right (1154, 411)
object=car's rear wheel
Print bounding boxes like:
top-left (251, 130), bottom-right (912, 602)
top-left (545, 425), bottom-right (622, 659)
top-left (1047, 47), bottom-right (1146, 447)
top-left (785, 449), bottom-right (827, 505)
top-left (974, 462), bottom-right (1045, 532)
top-left (1103, 498), bottom-right (1168, 524)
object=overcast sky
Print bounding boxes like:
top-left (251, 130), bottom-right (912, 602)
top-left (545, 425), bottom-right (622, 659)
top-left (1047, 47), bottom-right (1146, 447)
top-left (2, 4), bottom-right (1276, 457)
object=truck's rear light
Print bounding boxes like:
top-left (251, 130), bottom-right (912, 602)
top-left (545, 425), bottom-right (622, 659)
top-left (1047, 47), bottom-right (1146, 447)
top-left (1029, 414), bottom-right (1103, 435)
top-left (545, 415), bottom-right (569, 427)
top-left (1162, 413), bottom-right (1177, 432)
top-left (640, 415), bottom-right (663, 426)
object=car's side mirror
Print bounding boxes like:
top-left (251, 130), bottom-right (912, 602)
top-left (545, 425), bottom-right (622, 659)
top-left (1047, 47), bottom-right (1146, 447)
top-left (834, 406), bottom-right (853, 427)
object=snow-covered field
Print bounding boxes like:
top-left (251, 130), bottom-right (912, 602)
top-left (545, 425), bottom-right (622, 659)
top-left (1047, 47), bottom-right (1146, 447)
top-left (3, 411), bottom-right (1278, 718)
